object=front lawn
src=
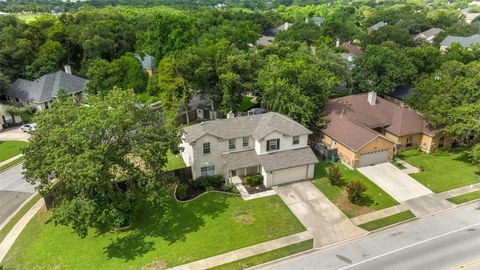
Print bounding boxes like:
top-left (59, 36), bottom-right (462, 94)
top-left (312, 160), bottom-right (398, 217)
top-left (164, 150), bottom-right (186, 171)
top-left (398, 149), bottom-right (480, 193)
top-left (359, 211), bottom-right (415, 231)
top-left (3, 193), bottom-right (305, 270)
top-left (0, 141), bottom-right (28, 163)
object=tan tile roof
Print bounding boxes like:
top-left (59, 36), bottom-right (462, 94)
top-left (258, 147), bottom-right (318, 172)
top-left (183, 112), bottom-right (312, 143)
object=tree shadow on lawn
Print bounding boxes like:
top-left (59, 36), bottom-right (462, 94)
top-left (104, 194), bottom-right (230, 261)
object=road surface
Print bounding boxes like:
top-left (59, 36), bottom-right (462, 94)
top-left (262, 202), bottom-right (480, 270)
top-left (0, 165), bottom-right (35, 224)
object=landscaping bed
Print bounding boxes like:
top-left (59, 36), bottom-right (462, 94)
top-left (243, 174), bottom-right (270, 195)
top-left (359, 210), bottom-right (415, 231)
top-left (175, 175), bottom-right (238, 201)
top-left (312, 160), bottom-right (398, 217)
top-left (398, 149), bottom-right (480, 193)
top-left (3, 193), bottom-right (305, 270)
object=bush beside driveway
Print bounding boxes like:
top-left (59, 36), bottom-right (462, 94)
top-left (3, 193), bottom-right (305, 270)
top-left (399, 149), bottom-right (480, 193)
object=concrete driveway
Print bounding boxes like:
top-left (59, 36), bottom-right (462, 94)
top-left (0, 165), bottom-right (35, 225)
top-left (274, 181), bottom-right (366, 247)
top-left (358, 162), bottom-right (432, 202)
top-left (0, 127), bottom-right (30, 142)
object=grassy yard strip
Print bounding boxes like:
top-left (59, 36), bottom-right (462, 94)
top-left (359, 211), bottom-right (415, 231)
top-left (0, 141), bottom-right (28, 163)
top-left (0, 193), bottom-right (41, 243)
top-left (0, 156), bottom-right (24, 173)
top-left (398, 149), bottom-right (480, 193)
top-left (165, 150), bottom-right (186, 171)
top-left (3, 193), bottom-right (305, 270)
top-left (312, 160), bottom-right (398, 217)
top-left (447, 190), bottom-right (480, 204)
top-left (208, 239), bottom-right (313, 270)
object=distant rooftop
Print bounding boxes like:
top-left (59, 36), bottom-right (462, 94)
top-left (370, 21), bottom-right (387, 31)
top-left (440, 34), bottom-right (480, 48)
top-left (134, 54), bottom-right (155, 70)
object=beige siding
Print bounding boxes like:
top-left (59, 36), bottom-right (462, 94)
top-left (322, 135), bottom-right (356, 168)
top-left (256, 131), bottom-right (308, 155)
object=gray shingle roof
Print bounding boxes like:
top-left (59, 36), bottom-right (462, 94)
top-left (370, 21), bottom-right (386, 31)
top-left (440, 34), bottom-right (480, 48)
top-left (8, 71), bottom-right (87, 103)
top-left (307, 17), bottom-right (324, 26)
top-left (223, 150), bottom-right (261, 170)
top-left (258, 147), bottom-right (318, 171)
top-left (135, 54), bottom-right (155, 70)
top-left (183, 112), bottom-right (312, 143)
top-left (415, 28), bottom-right (443, 40)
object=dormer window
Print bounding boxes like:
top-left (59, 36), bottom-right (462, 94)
top-left (229, 139), bottom-right (236, 150)
top-left (243, 137), bottom-right (249, 147)
top-left (292, 136), bottom-right (300, 145)
top-left (203, 142), bottom-right (211, 155)
top-left (267, 139), bottom-right (280, 152)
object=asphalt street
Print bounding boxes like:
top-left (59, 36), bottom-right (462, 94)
top-left (0, 165), bottom-right (35, 224)
top-left (263, 202), bottom-right (480, 270)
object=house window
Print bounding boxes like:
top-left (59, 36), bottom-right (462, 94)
top-left (203, 142), bottom-right (211, 155)
top-left (406, 136), bottom-right (413, 147)
top-left (292, 136), bottom-right (300, 145)
top-left (15, 97), bottom-right (19, 102)
top-left (229, 139), bottom-right (236, 150)
top-left (266, 139), bottom-right (280, 151)
top-left (438, 137), bottom-right (445, 148)
top-left (201, 166), bottom-right (215, 176)
top-left (243, 137), bottom-right (249, 147)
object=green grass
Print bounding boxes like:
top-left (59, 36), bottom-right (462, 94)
top-left (3, 193), bottom-right (305, 270)
top-left (238, 96), bottom-right (255, 112)
top-left (208, 239), bottom-right (313, 270)
top-left (0, 141), bottom-right (28, 163)
top-left (359, 211), bottom-right (415, 231)
top-left (398, 149), bottom-right (480, 193)
top-left (392, 160), bottom-right (406, 169)
top-left (164, 150), bottom-right (187, 171)
top-left (312, 160), bottom-right (398, 217)
top-left (0, 193), bottom-right (41, 244)
top-left (447, 190), bottom-right (480, 204)
top-left (0, 156), bottom-right (24, 173)
top-left (14, 13), bottom-right (43, 23)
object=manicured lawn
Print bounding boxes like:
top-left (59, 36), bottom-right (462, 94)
top-left (0, 156), bottom-right (24, 173)
top-left (15, 13), bottom-right (43, 23)
top-left (3, 193), bottom-right (305, 270)
top-left (447, 190), bottom-right (480, 204)
top-left (0, 193), bottom-right (41, 244)
top-left (312, 160), bottom-right (398, 217)
top-left (209, 239), bottom-right (313, 270)
top-left (359, 211), bottom-right (415, 231)
top-left (164, 150), bottom-right (186, 171)
top-left (0, 141), bottom-right (28, 163)
top-left (399, 149), bottom-right (480, 193)
top-left (238, 96), bottom-right (255, 112)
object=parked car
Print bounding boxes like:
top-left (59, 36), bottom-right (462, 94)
top-left (247, 108), bottom-right (267, 115)
top-left (20, 123), bottom-right (37, 133)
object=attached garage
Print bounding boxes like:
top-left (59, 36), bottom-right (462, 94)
top-left (358, 149), bottom-right (389, 167)
top-left (271, 165), bottom-right (309, 186)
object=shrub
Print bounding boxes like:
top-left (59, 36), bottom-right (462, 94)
top-left (244, 174), bottom-right (263, 186)
top-left (345, 180), bottom-right (367, 205)
top-left (192, 175), bottom-right (225, 190)
top-left (176, 183), bottom-right (189, 200)
top-left (221, 183), bottom-right (238, 193)
top-left (327, 166), bottom-right (342, 185)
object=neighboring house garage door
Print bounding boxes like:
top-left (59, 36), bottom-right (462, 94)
top-left (358, 149), bottom-right (389, 167)
top-left (271, 165), bottom-right (308, 186)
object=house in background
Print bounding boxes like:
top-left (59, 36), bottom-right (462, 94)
top-left (368, 21), bottom-right (386, 35)
top-left (461, 5), bottom-right (480, 24)
top-left (180, 112), bottom-right (318, 187)
top-left (0, 104), bottom-right (22, 131)
top-left (340, 43), bottom-right (363, 70)
top-left (305, 16), bottom-right (324, 26)
top-left (255, 22), bottom-right (293, 48)
top-left (414, 28), bottom-right (443, 43)
top-left (135, 54), bottom-right (155, 77)
top-left (440, 34), bottom-right (480, 51)
top-left (6, 69), bottom-right (87, 111)
top-left (320, 92), bottom-right (450, 169)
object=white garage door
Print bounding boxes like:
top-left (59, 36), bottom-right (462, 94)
top-left (272, 165), bottom-right (308, 186)
top-left (358, 149), bottom-right (389, 167)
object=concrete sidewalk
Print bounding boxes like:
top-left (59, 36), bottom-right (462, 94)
top-left (437, 183), bottom-right (480, 200)
top-left (168, 231), bottom-right (312, 270)
top-left (0, 198), bottom-right (44, 262)
top-left (0, 154), bottom-right (23, 168)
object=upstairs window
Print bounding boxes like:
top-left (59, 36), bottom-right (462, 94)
top-left (292, 136), bottom-right (300, 145)
top-left (203, 142), bottom-right (211, 155)
top-left (266, 139), bottom-right (280, 151)
top-left (243, 137), bottom-right (249, 147)
top-left (229, 139), bottom-right (236, 150)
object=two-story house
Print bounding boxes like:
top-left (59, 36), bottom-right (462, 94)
top-left (180, 112), bottom-right (318, 187)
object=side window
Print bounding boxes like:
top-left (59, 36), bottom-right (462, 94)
top-left (292, 136), bottom-right (300, 145)
top-left (229, 139), bottom-right (236, 150)
top-left (242, 137), bottom-right (249, 147)
top-left (203, 142), bottom-right (211, 155)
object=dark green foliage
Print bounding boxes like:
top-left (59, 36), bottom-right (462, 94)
top-left (327, 165), bottom-right (342, 186)
top-left (345, 180), bottom-right (367, 205)
top-left (176, 183), bottom-right (189, 200)
top-left (244, 174), bottom-right (263, 186)
top-left (192, 175), bottom-right (225, 191)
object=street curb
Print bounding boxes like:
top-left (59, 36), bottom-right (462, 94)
top-left (0, 162), bottom-right (23, 176)
top-left (0, 192), bottom-right (38, 232)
